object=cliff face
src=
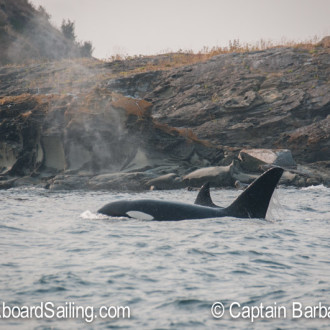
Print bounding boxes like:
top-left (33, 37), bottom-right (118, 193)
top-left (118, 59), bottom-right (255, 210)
top-left (109, 47), bottom-right (329, 165)
top-left (0, 44), bottom-right (329, 189)
top-left (0, 59), bottom-right (221, 189)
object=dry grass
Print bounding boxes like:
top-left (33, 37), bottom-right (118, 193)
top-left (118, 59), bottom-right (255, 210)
top-left (109, 36), bottom-right (322, 74)
top-left (0, 93), bottom-right (48, 107)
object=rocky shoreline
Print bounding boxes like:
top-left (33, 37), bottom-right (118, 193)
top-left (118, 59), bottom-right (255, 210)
top-left (0, 44), bottom-right (329, 191)
top-left (0, 148), bottom-right (328, 191)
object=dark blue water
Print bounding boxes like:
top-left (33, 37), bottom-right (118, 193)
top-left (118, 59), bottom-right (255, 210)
top-left (0, 185), bottom-right (329, 329)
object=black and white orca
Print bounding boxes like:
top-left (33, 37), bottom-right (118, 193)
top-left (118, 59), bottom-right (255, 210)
top-left (98, 167), bottom-right (284, 221)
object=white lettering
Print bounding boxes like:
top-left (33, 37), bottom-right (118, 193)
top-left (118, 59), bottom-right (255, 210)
top-left (229, 302), bottom-right (241, 318)
top-left (292, 302), bottom-right (302, 318)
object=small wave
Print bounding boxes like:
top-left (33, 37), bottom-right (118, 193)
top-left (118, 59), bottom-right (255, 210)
top-left (252, 258), bottom-right (291, 269)
top-left (301, 184), bottom-right (328, 191)
top-left (1, 262), bottom-right (18, 268)
top-left (79, 210), bottom-right (109, 220)
top-left (34, 286), bottom-right (67, 294)
top-left (0, 224), bottom-right (26, 232)
top-left (157, 298), bottom-right (206, 309)
top-left (188, 248), bottom-right (216, 256)
top-left (175, 298), bottom-right (205, 306)
top-left (231, 269), bottom-right (252, 275)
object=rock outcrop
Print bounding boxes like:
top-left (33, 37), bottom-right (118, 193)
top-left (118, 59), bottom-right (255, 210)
top-left (183, 165), bottom-right (232, 187)
top-left (238, 149), bottom-right (296, 172)
top-left (110, 47), bottom-right (329, 165)
top-left (0, 89), bottom-right (220, 180)
top-left (0, 41), bottom-right (329, 190)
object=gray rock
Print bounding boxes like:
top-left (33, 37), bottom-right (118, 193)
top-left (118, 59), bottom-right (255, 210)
top-left (231, 170), bottom-right (259, 184)
top-left (146, 173), bottom-right (184, 190)
top-left (306, 177), bottom-right (322, 186)
top-left (0, 177), bottom-right (17, 190)
top-left (88, 172), bottom-right (152, 191)
top-left (238, 149), bottom-right (296, 172)
top-left (48, 175), bottom-right (90, 190)
top-left (143, 47), bottom-right (329, 165)
top-left (12, 176), bottom-right (45, 188)
top-left (279, 171), bottom-right (297, 185)
top-left (182, 165), bottom-right (232, 187)
top-left (234, 180), bottom-right (248, 189)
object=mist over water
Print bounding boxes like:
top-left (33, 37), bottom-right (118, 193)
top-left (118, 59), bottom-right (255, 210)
top-left (0, 185), bottom-right (329, 329)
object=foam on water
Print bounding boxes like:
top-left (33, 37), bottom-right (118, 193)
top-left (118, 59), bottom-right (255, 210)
top-left (80, 210), bottom-right (108, 220)
top-left (301, 184), bottom-right (328, 191)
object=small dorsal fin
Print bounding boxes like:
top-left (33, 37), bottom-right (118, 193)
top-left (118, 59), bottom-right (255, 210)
top-left (194, 182), bottom-right (219, 208)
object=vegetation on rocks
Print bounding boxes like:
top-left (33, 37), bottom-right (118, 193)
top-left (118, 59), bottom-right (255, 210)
top-left (0, 0), bottom-right (93, 65)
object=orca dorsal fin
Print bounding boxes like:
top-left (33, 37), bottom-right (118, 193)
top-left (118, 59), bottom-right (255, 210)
top-left (194, 182), bottom-right (219, 208)
top-left (225, 167), bottom-right (284, 219)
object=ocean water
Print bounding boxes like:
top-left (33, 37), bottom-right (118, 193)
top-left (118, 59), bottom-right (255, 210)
top-left (0, 185), bottom-right (329, 329)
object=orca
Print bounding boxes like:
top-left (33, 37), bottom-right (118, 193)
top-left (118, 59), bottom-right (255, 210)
top-left (193, 182), bottom-right (220, 208)
top-left (98, 167), bottom-right (284, 221)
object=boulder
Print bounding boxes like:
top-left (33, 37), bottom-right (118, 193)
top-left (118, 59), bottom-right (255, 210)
top-left (279, 171), bottom-right (297, 185)
top-left (0, 177), bottom-right (17, 189)
top-left (48, 175), bottom-right (90, 190)
top-left (88, 172), bottom-right (152, 191)
top-left (234, 180), bottom-right (249, 189)
top-left (238, 149), bottom-right (296, 172)
top-left (12, 176), bottom-right (44, 188)
top-left (231, 170), bottom-right (259, 184)
top-left (146, 173), bottom-right (184, 190)
top-left (182, 165), bottom-right (232, 187)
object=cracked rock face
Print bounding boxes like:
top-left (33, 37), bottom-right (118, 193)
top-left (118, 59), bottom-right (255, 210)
top-left (110, 47), bottom-right (329, 162)
top-left (0, 90), bottom-right (220, 178)
top-left (0, 44), bottom-right (329, 189)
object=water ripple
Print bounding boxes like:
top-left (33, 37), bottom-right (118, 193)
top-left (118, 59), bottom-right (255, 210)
top-left (0, 186), bottom-right (329, 328)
